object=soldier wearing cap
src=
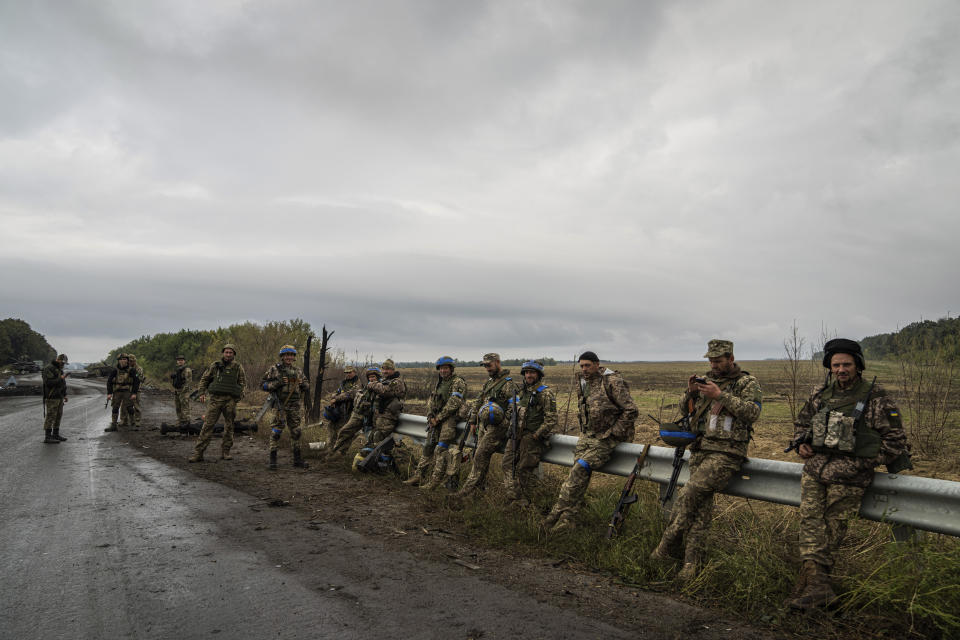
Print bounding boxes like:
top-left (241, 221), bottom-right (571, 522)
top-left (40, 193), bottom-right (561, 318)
top-left (650, 339), bottom-right (762, 581)
top-left (126, 354), bottom-right (146, 428)
top-left (543, 351), bottom-right (638, 533)
top-left (413, 356), bottom-right (468, 490)
top-left (365, 358), bottom-right (406, 444)
top-left (261, 345), bottom-right (311, 470)
top-left (323, 366), bottom-right (361, 448)
top-left (41, 354), bottom-right (70, 443)
top-left (502, 360), bottom-right (557, 506)
top-left (785, 338), bottom-right (910, 611)
top-left (189, 344), bottom-right (246, 463)
top-left (170, 355), bottom-right (193, 427)
top-left (325, 365), bottom-right (385, 458)
top-left (106, 353), bottom-right (140, 432)
top-left (457, 353), bottom-right (517, 497)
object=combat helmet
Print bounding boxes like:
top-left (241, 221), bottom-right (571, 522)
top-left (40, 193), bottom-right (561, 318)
top-left (279, 344), bottom-right (297, 356)
top-left (477, 400), bottom-right (505, 426)
top-left (364, 365), bottom-right (382, 381)
top-left (822, 338), bottom-right (865, 372)
top-left (520, 360), bottom-right (544, 378)
top-left (435, 356), bottom-right (455, 370)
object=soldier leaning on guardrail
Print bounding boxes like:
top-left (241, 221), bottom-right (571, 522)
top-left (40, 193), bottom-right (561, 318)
top-left (784, 338), bottom-right (912, 612)
top-left (501, 360), bottom-right (557, 507)
top-left (543, 351), bottom-right (638, 534)
top-left (171, 355), bottom-right (193, 427)
top-left (41, 354), bottom-right (70, 443)
top-left (408, 356), bottom-right (467, 490)
top-left (649, 339), bottom-right (762, 583)
top-left (321, 366), bottom-right (361, 448)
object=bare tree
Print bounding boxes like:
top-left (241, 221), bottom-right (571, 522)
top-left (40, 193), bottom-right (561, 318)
top-left (782, 319), bottom-right (809, 422)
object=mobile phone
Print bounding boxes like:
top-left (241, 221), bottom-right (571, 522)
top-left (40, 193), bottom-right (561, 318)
top-left (694, 376), bottom-right (707, 384)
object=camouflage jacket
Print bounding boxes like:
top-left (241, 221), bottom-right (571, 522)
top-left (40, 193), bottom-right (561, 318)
top-left (332, 376), bottom-right (362, 403)
top-left (682, 365), bottom-right (761, 457)
top-left (577, 367), bottom-right (638, 442)
top-left (518, 381), bottom-right (557, 439)
top-left (261, 363), bottom-right (309, 406)
top-left (427, 374), bottom-right (467, 424)
top-left (42, 361), bottom-right (67, 400)
top-left (171, 365), bottom-right (192, 391)
top-left (468, 369), bottom-right (514, 426)
top-left (367, 372), bottom-right (406, 417)
top-left (107, 365), bottom-right (141, 395)
top-left (198, 360), bottom-right (246, 398)
top-left (794, 379), bottom-right (910, 487)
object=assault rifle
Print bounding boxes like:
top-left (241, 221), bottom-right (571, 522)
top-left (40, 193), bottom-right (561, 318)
top-left (606, 443), bottom-right (651, 539)
top-left (356, 436), bottom-right (396, 473)
top-left (509, 381), bottom-right (520, 480)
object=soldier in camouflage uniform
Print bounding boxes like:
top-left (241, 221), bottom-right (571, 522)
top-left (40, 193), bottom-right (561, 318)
top-left (261, 344), bottom-right (311, 470)
top-left (502, 360), bottom-right (556, 506)
top-left (170, 355), bottom-right (192, 427)
top-left (126, 354), bottom-right (145, 428)
top-left (41, 354), bottom-right (69, 443)
top-left (785, 339), bottom-right (911, 611)
top-left (189, 344), bottom-right (246, 463)
top-left (323, 366), bottom-right (361, 448)
top-left (543, 351), bottom-right (638, 533)
top-left (105, 354), bottom-right (140, 432)
top-left (325, 366), bottom-right (383, 458)
top-left (412, 356), bottom-right (468, 490)
top-left (457, 353), bottom-right (516, 497)
top-left (365, 359), bottom-right (406, 444)
top-left (650, 339), bottom-right (762, 581)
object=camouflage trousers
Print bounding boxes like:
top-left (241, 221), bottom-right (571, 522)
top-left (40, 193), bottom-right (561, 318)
top-left (460, 423), bottom-right (507, 494)
top-left (43, 399), bottom-right (64, 431)
top-left (194, 394), bottom-right (237, 456)
top-left (798, 472), bottom-right (866, 568)
top-left (501, 432), bottom-right (545, 500)
top-left (548, 434), bottom-right (617, 520)
top-left (370, 411), bottom-right (398, 444)
top-left (423, 417), bottom-right (466, 483)
top-left (658, 450), bottom-right (743, 565)
top-left (331, 413), bottom-right (369, 452)
top-left (174, 389), bottom-right (191, 425)
top-left (111, 390), bottom-right (134, 426)
top-left (131, 393), bottom-right (142, 427)
top-left (270, 404), bottom-right (303, 453)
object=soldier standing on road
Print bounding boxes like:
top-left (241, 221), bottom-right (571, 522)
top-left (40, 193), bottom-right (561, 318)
top-left (125, 354), bottom-right (146, 428)
top-left (261, 344), bottom-right (311, 470)
top-left (785, 339), bottom-right (911, 611)
top-left (412, 356), bottom-right (468, 490)
top-left (189, 344), bottom-right (246, 463)
top-left (457, 353), bottom-right (516, 498)
top-left (41, 354), bottom-right (70, 443)
top-left (543, 351), bottom-right (638, 534)
top-left (324, 366), bottom-right (383, 459)
top-left (502, 360), bottom-right (556, 506)
top-left (323, 366), bottom-right (361, 448)
top-left (105, 354), bottom-right (140, 432)
top-left (650, 340), bottom-right (762, 582)
top-left (170, 355), bottom-right (192, 428)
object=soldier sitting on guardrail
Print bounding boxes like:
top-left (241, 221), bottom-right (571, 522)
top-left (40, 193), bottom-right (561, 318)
top-left (784, 338), bottom-right (911, 611)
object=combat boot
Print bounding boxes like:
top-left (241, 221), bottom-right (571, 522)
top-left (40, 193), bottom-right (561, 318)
top-left (542, 506), bottom-right (562, 530)
top-left (52, 430), bottom-right (67, 441)
top-left (648, 539), bottom-right (682, 565)
top-left (443, 475), bottom-right (460, 492)
top-left (293, 449), bottom-right (308, 469)
top-left (43, 430), bottom-right (61, 444)
top-left (549, 515), bottom-right (576, 534)
top-left (402, 471), bottom-right (423, 486)
top-left (104, 422), bottom-right (118, 432)
top-left (221, 450), bottom-right (232, 460)
top-left (188, 452), bottom-right (204, 463)
top-left (677, 562), bottom-right (700, 583)
top-left (786, 561), bottom-right (836, 610)
top-left (269, 450), bottom-right (278, 470)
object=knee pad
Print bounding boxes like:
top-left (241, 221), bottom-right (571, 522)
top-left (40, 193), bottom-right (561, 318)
top-left (271, 427), bottom-right (282, 441)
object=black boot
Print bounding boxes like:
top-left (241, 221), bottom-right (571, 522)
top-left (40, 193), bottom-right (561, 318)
top-left (52, 430), bottom-right (67, 442)
top-left (269, 450), bottom-right (278, 471)
top-left (444, 475), bottom-right (460, 492)
top-left (43, 429), bottom-right (60, 444)
top-left (293, 449), bottom-right (308, 469)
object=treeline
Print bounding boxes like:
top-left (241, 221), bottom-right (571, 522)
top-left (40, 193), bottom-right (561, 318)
top-left (861, 316), bottom-right (960, 361)
top-left (0, 318), bottom-right (57, 364)
top-left (101, 320), bottom-right (315, 384)
top-left (398, 357), bottom-right (558, 367)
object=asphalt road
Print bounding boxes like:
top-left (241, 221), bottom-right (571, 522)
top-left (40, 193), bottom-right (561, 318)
top-left (0, 381), bottom-right (641, 640)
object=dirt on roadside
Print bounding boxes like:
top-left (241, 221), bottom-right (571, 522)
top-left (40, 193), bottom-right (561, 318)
top-left (118, 390), bottom-right (780, 640)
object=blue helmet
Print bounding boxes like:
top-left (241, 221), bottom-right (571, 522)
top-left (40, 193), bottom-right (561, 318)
top-left (521, 360), bottom-right (544, 377)
top-left (435, 356), bottom-right (455, 370)
top-left (364, 366), bottom-right (382, 379)
top-left (279, 344), bottom-right (297, 356)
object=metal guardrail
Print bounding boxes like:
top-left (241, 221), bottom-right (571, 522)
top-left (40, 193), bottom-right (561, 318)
top-left (393, 414), bottom-right (960, 537)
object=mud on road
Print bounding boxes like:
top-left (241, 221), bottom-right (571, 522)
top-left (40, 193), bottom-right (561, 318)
top-left (119, 391), bottom-right (774, 639)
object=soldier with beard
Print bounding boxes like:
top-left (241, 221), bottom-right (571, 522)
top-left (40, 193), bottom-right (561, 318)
top-left (189, 344), bottom-right (246, 463)
top-left (457, 353), bottom-right (515, 498)
top-left (323, 366), bottom-right (361, 448)
top-left (650, 340), bottom-right (762, 582)
top-left (105, 354), bottom-right (140, 432)
top-left (261, 345), bottom-right (310, 470)
top-left (502, 360), bottom-right (556, 506)
top-left (325, 366), bottom-right (383, 458)
top-left (170, 355), bottom-right (192, 427)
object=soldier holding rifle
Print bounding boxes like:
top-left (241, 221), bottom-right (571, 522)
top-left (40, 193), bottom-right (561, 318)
top-left (409, 356), bottom-right (467, 489)
top-left (261, 344), bottom-right (310, 470)
top-left (41, 354), bottom-right (70, 443)
top-left (650, 340), bottom-right (761, 582)
top-left (171, 355), bottom-right (192, 428)
top-left (502, 360), bottom-right (556, 507)
top-left (105, 353), bottom-right (140, 432)
top-left (457, 353), bottom-right (515, 498)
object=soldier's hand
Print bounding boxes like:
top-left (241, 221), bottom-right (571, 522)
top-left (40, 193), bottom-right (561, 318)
top-left (428, 417), bottom-right (437, 427)
top-left (131, 394), bottom-right (137, 400)
top-left (107, 394), bottom-right (113, 400)
top-left (697, 379), bottom-right (721, 400)
top-left (198, 394), bottom-right (206, 403)
top-left (687, 374), bottom-right (701, 393)
top-left (63, 397), bottom-right (68, 403)
top-left (282, 376), bottom-right (289, 384)
top-left (798, 443), bottom-right (814, 458)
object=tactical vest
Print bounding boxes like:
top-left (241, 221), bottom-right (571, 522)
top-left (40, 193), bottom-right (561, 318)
top-left (377, 374), bottom-right (404, 413)
top-left (690, 372), bottom-right (753, 443)
top-left (482, 374), bottom-right (513, 413)
top-left (207, 362), bottom-right (243, 398)
top-left (173, 366), bottom-right (187, 390)
top-left (810, 378), bottom-right (881, 458)
top-left (519, 384), bottom-right (548, 432)
top-left (430, 376), bottom-right (457, 414)
top-left (274, 363), bottom-right (302, 403)
top-left (114, 367), bottom-right (135, 391)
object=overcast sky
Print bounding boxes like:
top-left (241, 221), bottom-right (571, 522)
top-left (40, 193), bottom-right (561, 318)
top-left (2, 0), bottom-right (958, 363)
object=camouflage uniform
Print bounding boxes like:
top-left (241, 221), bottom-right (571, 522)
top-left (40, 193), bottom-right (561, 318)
top-left (261, 361), bottom-right (310, 458)
top-left (457, 364), bottom-right (516, 496)
top-left (41, 357), bottom-right (68, 441)
top-left (106, 356), bottom-right (140, 430)
top-left (544, 366), bottom-right (638, 529)
top-left (124, 356), bottom-right (145, 427)
top-left (171, 361), bottom-right (193, 426)
top-left (417, 370), bottom-right (468, 489)
top-left (324, 369), bottom-right (362, 447)
top-left (502, 378), bottom-right (556, 502)
top-left (365, 366), bottom-right (406, 443)
top-left (191, 349), bottom-right (246, 461)
top-left (655, 353), bottom-right (762, 575)
top-left (329, 371), bottom-right (381, 454)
